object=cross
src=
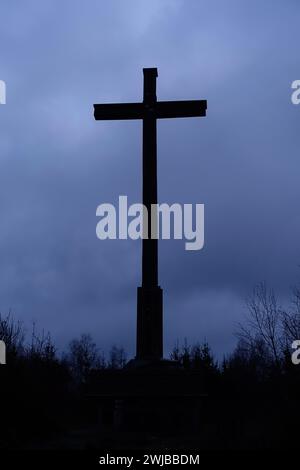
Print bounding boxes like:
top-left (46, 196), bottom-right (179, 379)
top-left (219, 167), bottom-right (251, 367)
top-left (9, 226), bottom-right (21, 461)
top-left (94, 68), bottom-right (207, 362)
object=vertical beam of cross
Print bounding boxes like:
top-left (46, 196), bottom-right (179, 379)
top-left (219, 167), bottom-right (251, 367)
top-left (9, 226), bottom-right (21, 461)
top-left (142, 68), bottom-right (158, 289)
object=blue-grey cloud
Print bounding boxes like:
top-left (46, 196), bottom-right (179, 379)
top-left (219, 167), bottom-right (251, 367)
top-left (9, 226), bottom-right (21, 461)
top-left (0, 0), bottom-right (299, 359)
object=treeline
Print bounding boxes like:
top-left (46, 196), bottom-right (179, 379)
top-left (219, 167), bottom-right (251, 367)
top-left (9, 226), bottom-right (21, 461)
top-left (0, 316), bottom-right (128, 449)
top-left (225, 281), bottom-right (300, 376)
top-left (1, 281), bottom-right (300, 449)
top-left (0, 315), bottom-right (128, 376)
top-left (2, 281), bottom-right (300, 378)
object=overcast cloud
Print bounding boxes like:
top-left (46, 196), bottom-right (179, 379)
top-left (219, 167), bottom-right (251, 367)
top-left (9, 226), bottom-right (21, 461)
top-left (0, 0), bottom-right (299, 358)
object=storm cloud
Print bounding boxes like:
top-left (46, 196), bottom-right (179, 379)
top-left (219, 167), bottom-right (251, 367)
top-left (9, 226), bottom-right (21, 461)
top-left (0, 0), bottom-right (299, 358)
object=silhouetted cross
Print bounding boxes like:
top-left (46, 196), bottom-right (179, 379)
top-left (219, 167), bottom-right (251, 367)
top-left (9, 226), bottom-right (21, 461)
top-left (94, 68), bottom-right (207, 362)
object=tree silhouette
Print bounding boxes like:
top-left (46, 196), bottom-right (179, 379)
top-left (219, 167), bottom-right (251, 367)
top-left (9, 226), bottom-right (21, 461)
top-left (66, 333), bottom-right (105, 384)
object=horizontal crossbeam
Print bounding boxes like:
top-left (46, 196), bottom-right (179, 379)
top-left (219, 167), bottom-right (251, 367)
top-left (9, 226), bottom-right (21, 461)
top-left (94, 103), bottom-right (143, 120)
top-left (94, 100), bottom-right (207, 121)
top-left (156, 100), bottom-right (207, 119)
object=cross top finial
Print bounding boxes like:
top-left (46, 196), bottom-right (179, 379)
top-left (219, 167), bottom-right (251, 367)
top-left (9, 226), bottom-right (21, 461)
top-left (143, 68), bottom-right (158, 77)
top-left (143, 68), bottom-right (158, 103)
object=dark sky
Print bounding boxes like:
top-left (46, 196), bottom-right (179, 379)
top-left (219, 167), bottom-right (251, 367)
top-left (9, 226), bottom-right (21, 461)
top-left (0, 0), bottom-right (299, 359)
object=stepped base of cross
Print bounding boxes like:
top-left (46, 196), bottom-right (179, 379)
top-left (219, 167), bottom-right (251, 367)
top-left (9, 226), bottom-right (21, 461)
top-left (86, 359), bottom-right (207, 436)
top-left (86, 285), bottom-right (207, 435)
top-left (125, 357), bottom-right (179, 370)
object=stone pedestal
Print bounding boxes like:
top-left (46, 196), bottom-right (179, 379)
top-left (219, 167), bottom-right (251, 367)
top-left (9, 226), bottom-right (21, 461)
top-left (87, 365), bottom-right (207, 437)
